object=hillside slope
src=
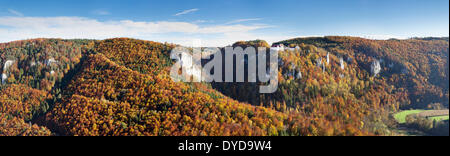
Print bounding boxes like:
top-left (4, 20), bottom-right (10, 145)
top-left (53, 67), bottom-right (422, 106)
top-left (275, 36), bottom-right (449, 109)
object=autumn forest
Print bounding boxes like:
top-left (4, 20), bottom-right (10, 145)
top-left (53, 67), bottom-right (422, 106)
top-left (0, 37), bottom-right (448, 136)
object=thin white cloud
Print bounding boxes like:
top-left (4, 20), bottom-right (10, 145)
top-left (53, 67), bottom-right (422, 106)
top-left (226, 18), bottom-right (262, 24)
top-left (174, 8), bottom-right (199, 16)
top-left (8, 9), bottom-right (24, 16)
top-left (0, 16), bottom-right (274, 47)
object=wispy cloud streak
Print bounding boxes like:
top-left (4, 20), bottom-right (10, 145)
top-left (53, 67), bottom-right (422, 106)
top-left (174, 8), bottom-right (199, 16)
top-left (8, 9), bottom-right (24, 16)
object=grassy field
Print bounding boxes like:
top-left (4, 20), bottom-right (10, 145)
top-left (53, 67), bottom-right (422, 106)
top-left (394, 110), bottom-right (449, 124)
top-left (394, 110), bottom-right (426, 124)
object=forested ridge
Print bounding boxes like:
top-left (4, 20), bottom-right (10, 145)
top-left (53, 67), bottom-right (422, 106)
top-left (0, 37), bottom-right (448, 136)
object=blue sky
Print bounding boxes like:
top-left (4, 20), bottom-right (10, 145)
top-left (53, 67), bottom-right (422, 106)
top-left (0, 0), bottom-right (448, 46)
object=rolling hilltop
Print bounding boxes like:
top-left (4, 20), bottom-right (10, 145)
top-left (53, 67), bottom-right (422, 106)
top-left (0, 37), bottom-right (448, 136)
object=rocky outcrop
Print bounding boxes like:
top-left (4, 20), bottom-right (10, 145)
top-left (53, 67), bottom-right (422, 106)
top-left (2, 60), bottom-right (15, 84)
top-left (371, 59), bottom-right (382, 77)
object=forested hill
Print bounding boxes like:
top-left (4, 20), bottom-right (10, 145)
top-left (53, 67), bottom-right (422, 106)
top-left (274, 36), bottom-right (449, 109)
top-left (0, 37), bottom-right (448, 136)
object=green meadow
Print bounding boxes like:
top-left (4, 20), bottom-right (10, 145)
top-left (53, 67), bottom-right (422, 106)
top-left (394, 110), bottom-right (426, 124)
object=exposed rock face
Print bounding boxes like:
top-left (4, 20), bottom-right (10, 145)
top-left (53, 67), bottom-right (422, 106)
top-left (326, 53), bottom-right (330, 65)
top-left (340, 57), bottom-right (345, 70)
top-left (1, 73), bottom-right (7, 84)
top-left (371, 59), bottom-right (382, 77)
top-left (296, 70), bottom-right (302, 79)
top-left (322, 62), bottom-right (326, 73)
top-left (2, 60), bottom-right (15, 84)
top-left (3, 60), bottom-right (15, 71)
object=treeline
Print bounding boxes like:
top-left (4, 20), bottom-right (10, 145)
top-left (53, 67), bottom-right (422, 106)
top-left (405, 115), bottom-right (449, 136)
